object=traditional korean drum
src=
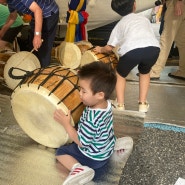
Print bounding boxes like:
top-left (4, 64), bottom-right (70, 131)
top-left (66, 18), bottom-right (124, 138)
top-left (80, 49), bottom-right (119, 69)
top-left (57, 41), bottom-right (93, 69)
top-left (75, 40), bottom-right (93, 55)
top-left (11, 65), bottom-right (84, 148)
top-left (4, 51), bottom-right (40, 89)
top-left (57, 41), bottom-right (81, 69)
top-left (0, 51), bottom-right (16, 77)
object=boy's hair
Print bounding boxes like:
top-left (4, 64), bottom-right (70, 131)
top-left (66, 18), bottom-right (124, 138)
top-left (111, 0), bottom-right (135, 16)
top-left (78, 61), bottom-right (117, 100)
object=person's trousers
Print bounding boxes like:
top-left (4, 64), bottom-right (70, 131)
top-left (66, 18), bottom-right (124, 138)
top-left (30, 11), bottom-right (59, 68)
top-left (152, 0), bottom-right (185, 75)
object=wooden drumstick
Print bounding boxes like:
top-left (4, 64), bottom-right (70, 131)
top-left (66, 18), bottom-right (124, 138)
top-left (21, 39), bottom-right (44, 61)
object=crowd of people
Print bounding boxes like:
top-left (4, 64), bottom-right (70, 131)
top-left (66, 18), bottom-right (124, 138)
top-left (0, 0), bottom-right (185, 184)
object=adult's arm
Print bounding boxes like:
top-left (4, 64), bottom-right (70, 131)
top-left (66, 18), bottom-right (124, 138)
top-left (29, 1), bottom-right (43, 51)
top-left (0, 11), bottom-right (17, 39)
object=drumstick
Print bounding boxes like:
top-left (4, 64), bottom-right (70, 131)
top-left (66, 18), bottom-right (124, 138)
top-left (15, 39), bottom-right (44, 66)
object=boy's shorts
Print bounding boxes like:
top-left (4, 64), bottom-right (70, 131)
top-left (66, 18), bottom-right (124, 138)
top-left (56, 142), bottom-right (109, 169)
top-left (117, 46), bottom-right (160, 77)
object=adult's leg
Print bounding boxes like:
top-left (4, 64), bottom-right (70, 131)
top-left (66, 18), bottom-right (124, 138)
top-left (151, 0), bottom-right (181, 77)
top-left (30, 12), bottom-right (59, 67)
top-left (169, 4), bottom-right (185, 79)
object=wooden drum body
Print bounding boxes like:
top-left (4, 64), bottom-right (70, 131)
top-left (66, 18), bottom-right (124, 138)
top-left (11, 65), bottom-right (84, 148)
top-left (0, 51), bottom-right (15, 78)
top-left (81, 49), bottom-right (118, 69)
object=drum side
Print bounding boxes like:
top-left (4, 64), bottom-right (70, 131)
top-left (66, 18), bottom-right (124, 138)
top-left (21, 66), bottom-right (84, 125)
top-left (0, 52), bottom-right (15, 77)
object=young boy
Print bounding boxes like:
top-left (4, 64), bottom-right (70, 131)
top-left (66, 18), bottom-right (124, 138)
top-left (94, 0), bottom-right (160, 113)
top-left (54, 61), bottom-right (117, 185)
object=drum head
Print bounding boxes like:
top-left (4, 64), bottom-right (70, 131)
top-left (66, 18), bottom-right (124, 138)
top-left (4, 51), bottom-right (40, 90)
top-left (80, 50), bottom-right (98, 67)
top-left (11, 84), bottom-right (73, 148)
top-left (58, 41), bottom-right (81, 69)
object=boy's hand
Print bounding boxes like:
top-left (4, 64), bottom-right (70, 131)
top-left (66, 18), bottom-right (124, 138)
top-left (53, 109), bottom-right (71, 128)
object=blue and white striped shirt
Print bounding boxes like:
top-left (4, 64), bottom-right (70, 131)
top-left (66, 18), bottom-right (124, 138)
top-left (7, 0), bottom-right (59, 18)
top-left (78, 100), bottom-right (116, 161)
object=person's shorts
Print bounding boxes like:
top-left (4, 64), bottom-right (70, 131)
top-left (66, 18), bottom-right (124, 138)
top-left (56, 142), bottom-right (109, 169)
top-left (117, 46), bottom-right (160, 77)
top-left (1, 25), bottom-right (23, 43)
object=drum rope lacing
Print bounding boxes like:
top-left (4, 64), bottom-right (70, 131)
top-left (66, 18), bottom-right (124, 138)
top-left (16, 65), bottom-right (83, 114)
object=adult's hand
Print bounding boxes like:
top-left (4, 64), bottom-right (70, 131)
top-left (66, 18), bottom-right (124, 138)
top-left (174, 0), bottom-right (184, 16)
top-left (33, 35), bottom-right (42, 51)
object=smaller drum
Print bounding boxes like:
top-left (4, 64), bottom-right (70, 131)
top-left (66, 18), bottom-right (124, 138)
top-left (0, 51), bottom-right (15, 77)
top-left (75, 40), bottom-right (93, 55)
top-left (57, 41), bottom-right (93, 69)
top-left (58, 41), bottom-right (81, 69)
top-left (11, 65), bottom-right (85, 148)
top-left (4, 51), bottom-right (40, 90)
top-left (80, 49), bottom-right (119, 69)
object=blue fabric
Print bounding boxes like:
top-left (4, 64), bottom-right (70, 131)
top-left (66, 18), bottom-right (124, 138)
top-left (56, 142), bottom-right (108, 170)
top-left (29, 11), bottom-right (59, 67)
top-left (68, 0), bottom-right (86, 11)
top-left (144, 123), bottom-right (185, 133)
top-left (7, 0), bottom-right (59, 18)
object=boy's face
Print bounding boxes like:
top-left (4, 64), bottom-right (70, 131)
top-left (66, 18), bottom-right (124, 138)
top-left (78, 78), bottom-right (102, 108)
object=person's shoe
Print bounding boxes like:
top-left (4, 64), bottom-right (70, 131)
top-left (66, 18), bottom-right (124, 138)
top-left (150, 70), bottom-right (160, 80)
top-left (63, 166), bottom-right (95, 185)
top-left (138, 102), bottom-right (149, 113)
top-left (168, 70), bottom-right (185, 80)
top-left (111, 137), bottom-right (134, 162)
top-left (111, 100), bottom-right (125, 111)
top-left (114, 137), bottom-right (134, 151)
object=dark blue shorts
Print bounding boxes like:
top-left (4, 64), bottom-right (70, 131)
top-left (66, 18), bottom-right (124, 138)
top-left (117, 46), bottom-right (160, 77)
top-left (56, 142), bottom-right (109, 170)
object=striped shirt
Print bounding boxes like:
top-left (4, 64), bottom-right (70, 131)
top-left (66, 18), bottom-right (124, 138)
top-left (7, 0), bottom-right (59, 18)
top-left (78, 100), bottom-right (116, 161)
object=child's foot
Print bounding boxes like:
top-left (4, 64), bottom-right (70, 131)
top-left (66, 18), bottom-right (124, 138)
top-left (111, 100), bottom-right (125, 111)
top-left (63, 165), bottom-right (95, 185)
top-left (138, 101), bottom-right (149, 113)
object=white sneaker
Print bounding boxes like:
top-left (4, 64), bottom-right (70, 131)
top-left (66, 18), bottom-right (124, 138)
top-left (63, 166), bottom-right (95, 185)
top-left (111, 137), bottom-right (133, 162)
top-left (111, 99), bottom-right (125, 111)
top-left (150, 69), bottom-right (160, 80)
top-left (139, 102), bottom-right (149, 113)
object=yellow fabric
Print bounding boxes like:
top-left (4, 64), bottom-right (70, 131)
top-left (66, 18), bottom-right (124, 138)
top-left (65, 10), bottom-right (79, 42)
top-left (65, 0), bottom-right (85, 42)
top-left (76, 0), bottom-right (85, 11)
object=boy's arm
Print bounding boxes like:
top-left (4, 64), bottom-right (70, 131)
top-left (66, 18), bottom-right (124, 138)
top-left (93, 45), bottom-right (114, 54)
top-left (54, 109), bottom-right (82, 147)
